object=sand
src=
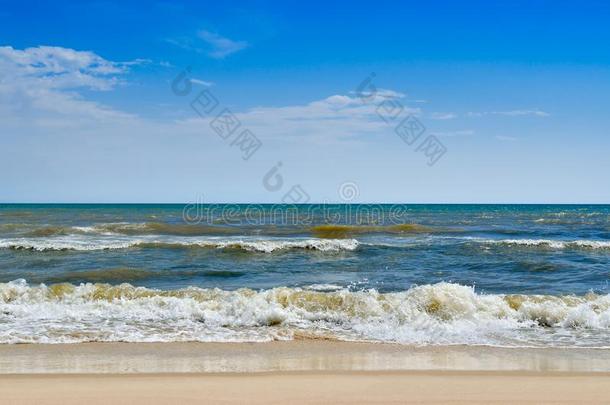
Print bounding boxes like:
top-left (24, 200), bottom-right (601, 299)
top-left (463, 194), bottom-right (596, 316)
top-left (2, 371), bottom-right (610, 404)
top-left (1, 341), bottom-right (609, 404)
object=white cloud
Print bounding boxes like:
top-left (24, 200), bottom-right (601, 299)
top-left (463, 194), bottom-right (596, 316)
top-left (468, 110), bottom-right (550, 117)
top-left (351, 88), bottom-right (405, 100)
top-left (0, 45), bottom-right (141, 125)
top-left (0, 45), bottom-right (128, 90)
top-left (179, 91), bottom-right (420, 143)
top-left (197, 30), bottom-right (248, 59)
top-left (166, 30), bottom-right (248, 59)
top-left (0, 45), bottom-right (418, 146)
top-left (191, 78), bottom-right (214, 87)
top-left (429, 112), bottom-right (457, 120)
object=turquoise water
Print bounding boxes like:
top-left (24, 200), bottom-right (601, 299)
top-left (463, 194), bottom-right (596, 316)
top-left (1, 204), bottom-right (609, 346)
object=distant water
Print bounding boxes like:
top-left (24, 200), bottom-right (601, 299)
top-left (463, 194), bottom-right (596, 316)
top-left (1, 204), bottom-right (609, 346)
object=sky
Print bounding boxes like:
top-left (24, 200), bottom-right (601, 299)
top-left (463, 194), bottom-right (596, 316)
top-left (1, 0), bottom-right (609, 203)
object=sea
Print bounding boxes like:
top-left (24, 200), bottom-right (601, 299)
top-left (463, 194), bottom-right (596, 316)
top-left (1, 203), bottom-right (609, 347)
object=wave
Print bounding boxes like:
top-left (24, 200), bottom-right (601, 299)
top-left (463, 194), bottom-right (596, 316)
top-left (1, 280), bottom-right (609, 346)
top-left (482, 238), bottom-right (610, 250)
top-left (25, 226), bottom-right (72, 237)
top-left (0, 236), bottom-right (360, 253)
top-left (42, 267), bottom-right (154, 284)
top-left (21, 222), bottom-right (241, 237)
top-left (22, 268), bottom-right (246, 285)
top-left (4, 233), bottom-right (610, 253)
top-left (309, 224), bottom-right (433, 238)
top-left (0, 223), bottom-right (29, 232)
top-left (11, 222), bottom-right (442, 238)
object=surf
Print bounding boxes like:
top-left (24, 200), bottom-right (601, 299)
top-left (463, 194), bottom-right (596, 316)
top-left (1, 280), bottom-right (609, 346)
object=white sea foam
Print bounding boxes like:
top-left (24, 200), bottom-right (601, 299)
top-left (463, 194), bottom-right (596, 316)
top-left (484, 239), bottom-right (610, 250)
top-left (4, 234), bottom-right (609, 252)
top-left (0, 236), bottom-right (359, 253)
top-left (364, 236), bottom-right (610, 251)
top-left (1, 280), bottom-right (609, 346)
top-left (209, 238), bottom-right (359, 253)
top-left (304, 284), bottom-right (344, 291)
top-left (72, 223), bottom-right (135, 234)
top-left (0, 237), bottom-right (136, 251)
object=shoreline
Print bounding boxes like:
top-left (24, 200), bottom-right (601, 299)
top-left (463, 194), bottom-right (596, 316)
top-left (2, 341), bottom-right (609, 403)
top-left (1, 340), bottom-right (610, 374)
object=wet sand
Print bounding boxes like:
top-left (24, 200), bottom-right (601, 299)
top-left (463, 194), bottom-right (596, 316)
top-left (1, 341), bottom-right (609, 404)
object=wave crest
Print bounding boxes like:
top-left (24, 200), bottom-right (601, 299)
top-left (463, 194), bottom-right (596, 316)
top-left (0, 237), bottom-right (359, 253)
top-left (10, 222), bottom-right (440, 238)
top-left (485, 239), bottom-right (610, 250)
top-left (1, 280), bottom-right (609, 346)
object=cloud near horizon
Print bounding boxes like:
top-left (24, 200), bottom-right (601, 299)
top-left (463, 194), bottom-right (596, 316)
top-left (429, 112), bottom-right (457, 120)
top-left (468, 110), bottom-right (550, 117)
top-left (178, 89), bottom-right (422, 143)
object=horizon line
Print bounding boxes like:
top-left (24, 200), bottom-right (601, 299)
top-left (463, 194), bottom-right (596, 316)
top-left (1, 202), bottom-right (609, 206)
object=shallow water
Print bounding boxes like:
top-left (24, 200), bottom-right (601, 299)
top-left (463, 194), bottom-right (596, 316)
top-left (1, 204), bottom-right (609, 346)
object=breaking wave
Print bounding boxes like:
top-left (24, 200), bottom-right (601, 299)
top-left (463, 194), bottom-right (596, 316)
top-left (1, 280), bottom-right (609, 346)
top-left (4, 233), bottom-right (610, 253)
top-left (0, 236), bottom-right (360, 253)
top-left (13, 222), bottom-right (441, 238)
top-left (23, 222), bottom-right (240, 237)
top-left (482, 238), bottom-right (610, 250)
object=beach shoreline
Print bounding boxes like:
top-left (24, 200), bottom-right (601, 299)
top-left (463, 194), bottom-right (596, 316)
top-left (2, 341), bottom-right (610, 405)
top-left (1, 340), bottom-right (610, 374)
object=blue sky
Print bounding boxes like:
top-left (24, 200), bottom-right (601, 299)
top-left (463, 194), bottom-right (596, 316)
top-left (1, 0), bottom-right (609, 203)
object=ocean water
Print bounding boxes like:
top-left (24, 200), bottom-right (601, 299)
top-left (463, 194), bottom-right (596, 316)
top-left (1, 203), bottom-right (609, 347)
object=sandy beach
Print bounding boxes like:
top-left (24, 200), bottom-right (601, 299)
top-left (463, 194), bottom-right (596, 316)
top-left (1, 341), bottom-right (609, 404)
top-left (2, 371), bottom-right (610, 405)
